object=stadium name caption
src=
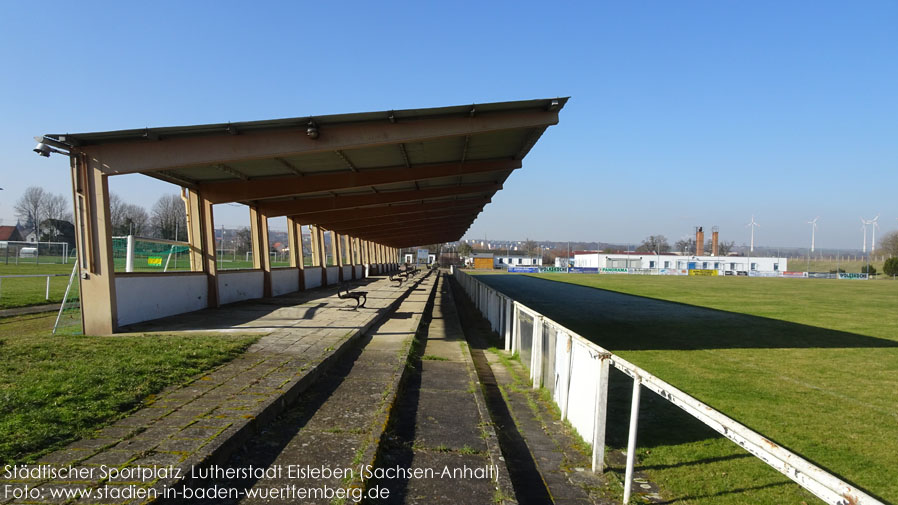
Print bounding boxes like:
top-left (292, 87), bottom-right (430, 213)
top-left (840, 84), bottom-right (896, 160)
top-left (3, 464), bottom-right (180, 481)
top-left (4, 463), bottom-right (499, 483)
top-left (192, 463), bottom-right (500, 481)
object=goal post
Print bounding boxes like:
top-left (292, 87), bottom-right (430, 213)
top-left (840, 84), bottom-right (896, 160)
top-left (112, 235), bottom-right (191, 272)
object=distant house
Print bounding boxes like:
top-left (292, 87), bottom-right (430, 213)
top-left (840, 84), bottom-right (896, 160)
top-left (494, 255), bottom-right (541, 268)
top-left (0, 226), bottom-right (24, 242)
top-left (467, 253), bottom-right (495, 270)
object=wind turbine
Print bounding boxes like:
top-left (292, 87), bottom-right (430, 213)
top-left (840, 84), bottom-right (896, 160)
top-left (808, 217), bottom-right (819, 253)
top-left (747, 216), bottom-right (760, 252)
top-left (871, 215), bottom-right (880, 252)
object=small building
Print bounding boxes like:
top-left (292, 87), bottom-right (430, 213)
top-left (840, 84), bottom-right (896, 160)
top-left (494, 255), bottom-right (541, 268)
top-left (574, 252), bottom-right (787, 275)
top-left (468, 253), bottom-right (495, 270)
top-left (0, 226), bottom-right (25, 243)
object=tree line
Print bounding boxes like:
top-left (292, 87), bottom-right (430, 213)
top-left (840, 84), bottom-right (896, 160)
top-left (14, 186), bottom-right (189, 242)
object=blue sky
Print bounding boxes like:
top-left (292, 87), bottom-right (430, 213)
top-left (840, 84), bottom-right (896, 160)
top-left (1, 1), bottom-right (895, 250)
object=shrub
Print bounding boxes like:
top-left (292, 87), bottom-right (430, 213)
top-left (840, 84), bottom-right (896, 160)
top-left (861, 264), bottom-right (877, 275)
top-left (884, 257), bottom-right (898, 277)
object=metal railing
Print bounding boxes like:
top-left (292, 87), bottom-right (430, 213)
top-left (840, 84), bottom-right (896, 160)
top-left (0, 273), bottom-right (70, 302)
top-left (454, 269), bottom-right (883, 505)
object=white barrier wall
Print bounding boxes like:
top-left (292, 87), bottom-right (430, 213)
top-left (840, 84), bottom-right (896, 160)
top-left (305, 267), bottom-right (323, 289)
top-left (115, 273), bottom-right (208, 326)
top-left (218, 270), bottom-right (264, 305)
top-left (342, 265), bottom-right (353, 280)
top-left (270, 268), bottom-right (299, 296)
top-left (355, 265), bottom-right (364, 279)
top-left (326, 267), bottom-right (339, 285)
top-left (454, 270), bottom-right (883, 505)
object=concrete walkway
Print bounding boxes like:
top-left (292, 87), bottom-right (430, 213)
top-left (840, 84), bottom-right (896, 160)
top-left (368, 273), bottom-right (514, 504)
top-left (181, 272), bottom-right (439, 504)
top-left (0, 274), bottom-right (427, 505)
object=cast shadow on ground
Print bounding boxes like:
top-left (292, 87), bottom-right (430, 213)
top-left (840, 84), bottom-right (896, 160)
top-left (119, 276), bottom-right (395, 333)
top-left (477, 274), bottom-right (898, 350)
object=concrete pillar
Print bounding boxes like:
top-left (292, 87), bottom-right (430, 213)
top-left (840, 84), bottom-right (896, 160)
top-left (335, 232), bottom-right (344, 282)
top-left (349, 236), bottom-right (357, 280)
top-left (309, 225), bottom-right (320, 267)
top-left (315, 226), bottom-right (327, 286)
top-left (70, 154), bottom-right (118, 334)
top-left (249, 206), bottom-right (271, 297)
top-left (185, 188), bottom-right (218, 308)
top-left (287, 217), bottom-right (305, 291)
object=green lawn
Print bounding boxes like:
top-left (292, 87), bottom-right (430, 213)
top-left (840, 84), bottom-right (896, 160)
top-left (0, 312), bottom-right (258, 464)
top-left (475, 273), bottom-right (898, 505)
top-left (0, 263), bottom-right (75, 309)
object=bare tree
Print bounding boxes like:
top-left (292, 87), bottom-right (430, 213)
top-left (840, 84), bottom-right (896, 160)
top-left (109, 193), bottom-right (126, 233)
top-left (14, 186), bottom-right (46, 240)
top-left (717, 240), bottom-right (735, 255)
top-left (522, 238), bottom-right (539, 257)
top-left (109, 193), bottom-right (150, 236)
top-left (234, 227), bottom-right (252, 254)
top-left (878, 230), bottom-right (898, 257)
top-left (151, 194), bottom-right (187, 241)
top-left (122, 204), bottom-right (150, 236)
top-left (637, 235), bottom-right (670, 253)
top-left (44, 193), bottom-right (72, 223)
top-left (674, 237), bottom-right (696, 255)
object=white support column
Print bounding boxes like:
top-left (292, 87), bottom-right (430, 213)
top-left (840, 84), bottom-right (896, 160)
top-left (592, 353), bottom-right (611, 473)
top-left (532, 316), bottom-right (543, 388)
top-left (504, 297), bottom-right (512, 351)
top-left (561, 333), bottom-right (573, 421)
top-left (511, 304), bottom-right (519, 354)
top-left (623, 375), bottom-right (642, 504)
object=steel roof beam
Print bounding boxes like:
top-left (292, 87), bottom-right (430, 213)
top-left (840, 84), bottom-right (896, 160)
top-left (200, 158), bottom-right (518, 204)
top-left (330, 216), bottom-right (477, 237)
top-left (359, 224), bottom-right (469, 243)
top-left (81, 109), bottom-right (559, 175)
top-left (286, 197), bottom-right (490, 225)
top-left (257, 182), bottom-right (500, 217)
top-left (318, 207), bottom-right (483, 232)
top-left (377, 229), bottom-right (470, 247)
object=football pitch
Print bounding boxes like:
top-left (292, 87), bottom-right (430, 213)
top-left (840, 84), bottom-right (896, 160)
top-left (473, 273), bottom-right (898, 505)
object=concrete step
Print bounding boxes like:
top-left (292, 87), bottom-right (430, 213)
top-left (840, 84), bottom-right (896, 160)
top-left (366, 273), bottom-right (514, 504)
top-left (177, 272), bottom-right (440, 504)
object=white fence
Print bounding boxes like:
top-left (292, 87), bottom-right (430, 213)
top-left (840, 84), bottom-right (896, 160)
top-left (454, 269), bottom-right (882, 505)
top-left (0, 273), bottom-right (69, 302)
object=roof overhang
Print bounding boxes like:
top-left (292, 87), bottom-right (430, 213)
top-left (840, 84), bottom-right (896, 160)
top-left (45, 97), bottom-right (567, 247)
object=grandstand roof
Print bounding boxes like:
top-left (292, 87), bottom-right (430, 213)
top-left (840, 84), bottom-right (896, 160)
top-left (43, 98), bottom-right (567, 247)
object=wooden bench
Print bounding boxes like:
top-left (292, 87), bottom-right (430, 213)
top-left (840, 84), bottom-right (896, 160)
top-left (337, 283), bottom-right (368, 309)
top-left (389, 273), bottom-right (405, 286)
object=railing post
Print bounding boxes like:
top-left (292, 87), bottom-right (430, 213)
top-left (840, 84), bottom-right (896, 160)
top-left (511, 304), bottom-right (519, 354)
top-left (504, 297), bottom-right (512, 351)
top-left (532, 316), bottom-right (543, 388)
top-left (561, 333), bottom-right (573, 421)
top-left (45, 276), bottom-right (50, 300)
top-left (623, 375), bottom-right (642, 504)
top-left (592, 352), bottom-right (611, 473)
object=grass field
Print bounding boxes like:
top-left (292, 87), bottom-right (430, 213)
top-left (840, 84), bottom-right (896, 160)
top-left (0, 312), bottom-right (258, 464)
top-left (0, 263), bottom-right (74, 309)
top-left (474, 273), bottom-right (898, 505)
